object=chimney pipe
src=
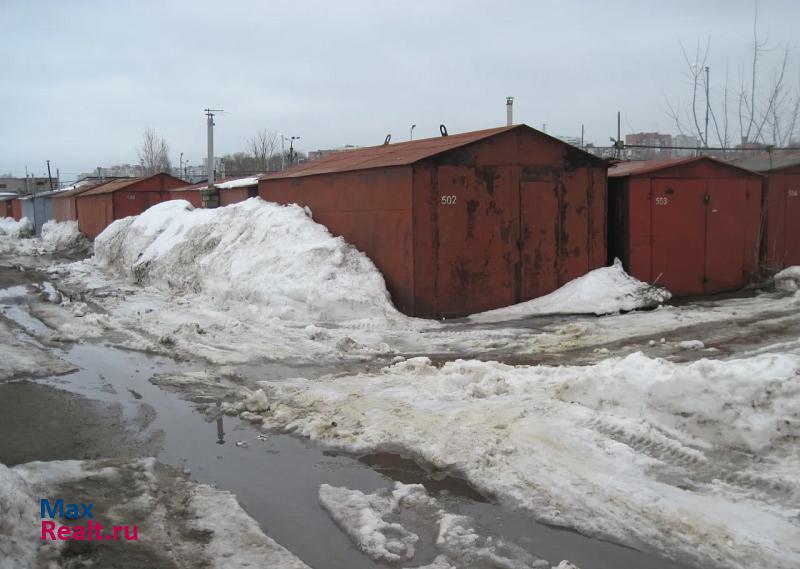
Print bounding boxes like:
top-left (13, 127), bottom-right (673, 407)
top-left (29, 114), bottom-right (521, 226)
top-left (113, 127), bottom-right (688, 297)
top-left (506, 97), bottom-right (514, 126)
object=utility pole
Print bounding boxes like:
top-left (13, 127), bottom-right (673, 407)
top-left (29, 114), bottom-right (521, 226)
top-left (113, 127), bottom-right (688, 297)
top-left (179, 152), bottom-right (184, 180)
top-left (46, 160), bottom-right (53, 191)
top-left (280, 135), bottom-right (286, 170)
top-left (205, 108), bottom-right (223, 189)
top-left (704, 66), bottom-right (710, 148)
top-left (203, 108), bottom-right (223, 208)
top-left (581, 124), bottom-right (585, 149)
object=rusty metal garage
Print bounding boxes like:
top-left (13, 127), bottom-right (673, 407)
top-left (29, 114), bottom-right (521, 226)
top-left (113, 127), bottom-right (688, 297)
top-left (608, 156), bottom-right (764, 297)
top-left (732, 152), bottom-right (800, 272)
top-left (76, 173), bottom-right (185, 239)
top-left (259, 124), bottom-right (608, 318)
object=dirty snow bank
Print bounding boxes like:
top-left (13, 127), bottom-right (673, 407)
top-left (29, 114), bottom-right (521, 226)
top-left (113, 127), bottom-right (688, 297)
top-left (0, 464), bottom-right (37, 569)
top-left (775, 266), bottom-right (800, 292)
top-left (93, 199), bottom-right (404, 324)
top-left (470, 259), bottom-right (671, 322)
top-left (0, 217), bottom-right (33, 238)
top-left (319, 482), bottom-right (575, 569)
top-left (252, 353), bottom-right (800, 569)
top-left (7, 458), bottom-right (310, 569)
top-left (40, 220), bottom-right (90, 254)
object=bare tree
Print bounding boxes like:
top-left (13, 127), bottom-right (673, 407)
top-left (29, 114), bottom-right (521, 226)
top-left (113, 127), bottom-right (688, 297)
top-left (664, 2), bottom-right (799, 150)
top-left (137, 127), bottom-right (171, 175)
top-left (248, 129), bottom-right (278, 172)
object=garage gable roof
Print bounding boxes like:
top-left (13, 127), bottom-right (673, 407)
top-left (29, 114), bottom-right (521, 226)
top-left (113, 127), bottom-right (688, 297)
top-left (260, 124), bottom-right (607, 180)
top-left (609, 156), bottom-right (763, 178)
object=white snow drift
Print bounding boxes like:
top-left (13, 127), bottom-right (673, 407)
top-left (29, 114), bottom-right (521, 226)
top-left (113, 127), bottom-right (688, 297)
top-left (0, 217), bottom-right (33, 238)
top-left (40, 220), bottom-right (90, 253)
top-left (470, 259), bottom-right (671, 322)
top-left (251, 352), bottom-right (800, 569)
top-left (93, 199), bottom-right (402, 323)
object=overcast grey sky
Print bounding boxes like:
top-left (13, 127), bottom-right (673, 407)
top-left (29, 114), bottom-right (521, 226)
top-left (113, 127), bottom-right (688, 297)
top-left (2, 0), bottom-right (798, 182)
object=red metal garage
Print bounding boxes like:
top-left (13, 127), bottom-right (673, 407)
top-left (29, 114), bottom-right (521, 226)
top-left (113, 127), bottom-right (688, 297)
top-left (217, 177), bottom-right (259, 206)
top-left (9, 197), bottom-right (22, 221)
top-left (608, 156), bottom-right (764, 296)
top-left (52, 181), bottom-right (109, 222)
top-left (732, 152), bottom-right (800, 271)
top-left (0, 195), bottom-right (15, 218)
top-left (167, 182), bottom-right (204, 208)
top-left (259, 124), bottom-right (608, 318)
top-left (76, 173), bottom-right (186, 239)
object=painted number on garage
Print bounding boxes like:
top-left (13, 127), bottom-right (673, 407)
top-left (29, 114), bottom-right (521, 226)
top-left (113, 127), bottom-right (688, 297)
top-left (789, 190), bottom-right (799, 198)
top-left (441, 195), bottom-right (457, 205)
top-left (655, 197), bottom-right (669, 206)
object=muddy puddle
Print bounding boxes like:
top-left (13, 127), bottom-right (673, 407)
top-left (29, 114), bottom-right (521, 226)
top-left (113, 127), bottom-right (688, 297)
top-left (0, 277), bottom-right (692, 569)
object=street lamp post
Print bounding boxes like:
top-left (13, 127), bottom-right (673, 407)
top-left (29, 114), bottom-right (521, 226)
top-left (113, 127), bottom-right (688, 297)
top-left (280, 134), bottom-right (301, 169)
top-left (410, 124), bottom-right (416, 141)
top-left (179, 152), bottom-right (184, 180)
top-left (289, 136), bottom-right (300, 166)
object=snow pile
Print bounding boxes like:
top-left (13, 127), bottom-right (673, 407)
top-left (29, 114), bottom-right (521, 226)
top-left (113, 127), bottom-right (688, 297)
top-left (216, 176), bottom-right (259, 189)
top-left (93, 199), bottom-right (402, 323)
top-left (318, 483), bottom-right (424, 562)
top-left (774, 266), bottom-right (800, 292)
top-left (319, 482), bottom-right (573, 569)
top-left (253, 353), bottom-right (800, 569)
top-left (0, 464), bottom-right (37, 569)
top-left (470, 259), bottom-right (671, 322)
top-left (0, 217), bottom-right (33, 238)
top-left (40, 220), bottom-right (90, 254)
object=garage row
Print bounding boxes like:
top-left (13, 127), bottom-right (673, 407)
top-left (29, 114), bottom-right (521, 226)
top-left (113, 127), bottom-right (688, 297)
top-left (5, 124), bottom-right (798, 318)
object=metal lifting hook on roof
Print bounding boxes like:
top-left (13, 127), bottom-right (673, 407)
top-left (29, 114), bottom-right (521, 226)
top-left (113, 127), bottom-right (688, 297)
top-left (384, 134), bottom-right (391, 145)
top-left (440, 124), bottom-right (448, 137)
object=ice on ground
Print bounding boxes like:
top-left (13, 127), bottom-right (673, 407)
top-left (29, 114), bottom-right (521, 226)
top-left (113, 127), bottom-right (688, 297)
top-left (319, 482), bottom-right (569, 568)
top-left (319, 483), bottom-right (422, 562)
top-left (190, 481), bottom-right (310, 569)
top-left (0, 217), bottom-right (33, 238)
top-left (40, 220), bottom-right (90, 254)
top-left (0, 463), bottom-right (37, 569)
top-left (93, 199), bottom-right (405, 324)
top-left (775, 266), bottom-right (800, 292)
top-left (470, 259), bottom-right (671, 323)
top-left (254, 353), bottom-right (800, 569)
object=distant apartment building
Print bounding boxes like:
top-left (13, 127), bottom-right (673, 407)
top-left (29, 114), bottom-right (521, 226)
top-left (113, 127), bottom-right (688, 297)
top-left (307, 145), bottom-right (359, 161)
top-left (673, 134), bottom-right (700, 157)
top-left (555, 135), bottom-right (584, 149)
top-left (0, 176), bottom-right (57, 195)
top-left (625, 132), bottom-right (673, 160)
